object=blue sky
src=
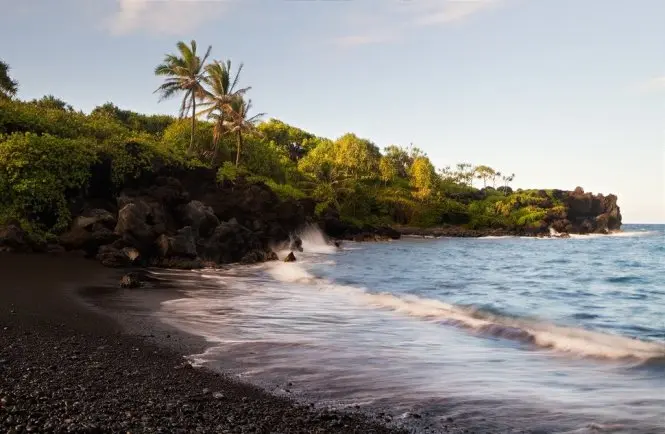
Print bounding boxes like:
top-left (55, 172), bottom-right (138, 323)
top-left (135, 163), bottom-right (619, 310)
top-left (1, 0), bottom-right (663, 223)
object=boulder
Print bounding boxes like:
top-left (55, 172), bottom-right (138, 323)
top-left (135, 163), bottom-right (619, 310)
top-left (156, 227), bottom-right (197, 258)
top-left (179, 200), bottom-right (219, 238)
top-left (284, 252), bottom-right (297, 262)
top-left (240, 249), bottom-right (279, 264)
top-left (59, 209), bottom-right (120, 254)
top-left (114, 197), bottom-right (169, 251)
top-left (96, 245), bottom-right (141, 268)
top-left (198, 221), bottom-right (262, 264)
top-left (0, 223), bottom-right (32, 253)
top-left (120, 272), bottom-right (141, 289)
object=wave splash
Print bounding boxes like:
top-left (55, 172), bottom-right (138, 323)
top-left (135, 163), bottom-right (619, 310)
top-left (265, 261), bottom-right (665, 362)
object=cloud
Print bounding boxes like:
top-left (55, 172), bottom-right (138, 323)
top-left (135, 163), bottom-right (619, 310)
top-left (330, 0), bottom-right (504, 48)
top-left (640, 76), bottom-right (665, 93)
top-left (415, 0), bottom-right (499, 26)
top-left (107, 0), bottom-right (231, 36)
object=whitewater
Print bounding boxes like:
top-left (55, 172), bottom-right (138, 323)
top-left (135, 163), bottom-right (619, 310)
top-left (156, 224), bottom-right (665, 433)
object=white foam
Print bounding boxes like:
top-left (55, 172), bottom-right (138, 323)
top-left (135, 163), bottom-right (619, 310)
top-left (265, 262), bottom-right (318, 284)
top-left (304, 281), bottom-right (665, 361)
top-left (296, 224), bottom-right (339, 254)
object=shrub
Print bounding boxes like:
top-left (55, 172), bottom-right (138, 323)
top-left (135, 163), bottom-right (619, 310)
top-left (0, 132), bottom-right (97, 233)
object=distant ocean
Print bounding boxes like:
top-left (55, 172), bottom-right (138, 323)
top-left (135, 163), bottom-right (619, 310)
top-left (155, 224), bottom-right (665, 433)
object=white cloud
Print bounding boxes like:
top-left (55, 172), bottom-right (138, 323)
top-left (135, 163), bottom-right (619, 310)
top-left (107, 0), bottom-right (231, 36)
top-left (330, 0), bottom-right (505, 48)
top-left (415, 0), bottom-right (500, 26)
top-left (641, 76), bottom-right (665, 93)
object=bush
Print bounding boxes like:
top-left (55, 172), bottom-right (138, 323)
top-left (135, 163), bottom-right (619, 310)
top-left (0, 132), bottom-right (98, 233)
top-left (217, 161), bottom-right (239, 183)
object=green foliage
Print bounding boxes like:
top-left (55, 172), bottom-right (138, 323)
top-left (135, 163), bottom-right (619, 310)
top-left (252, 177), bottom-right (306, 201)
top-left (0, 132), bottom-right (97, 233)
top-left (379, 156), bottom-right (398, 184)
top-left (241, 136), bottom-right (293, 183)
top-left (99, 134), bottom-right (167, 185)
top-left (216, 161), bottom-right (239, 183)
top-left (409, 156), bottom-right (438, 201)
top-left (0, 60), bottom-right (18, 100)
top-left (511, 206), bottom-right (547, 228)
top-left (91, 102), bottom-right (174, 135)
top-left (162, 118), bottom-right (216, 161)
top-left (257, 118), bottom-right (317, 162)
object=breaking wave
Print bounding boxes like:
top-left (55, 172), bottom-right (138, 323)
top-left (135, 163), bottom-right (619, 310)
top-left (266, 261), bottom-right (665, 361)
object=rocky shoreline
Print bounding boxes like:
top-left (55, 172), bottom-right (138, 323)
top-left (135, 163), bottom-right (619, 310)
top-left (0, 158), bottom-right (622, 271)
top-left (0, 254), bottom-right (430, 434)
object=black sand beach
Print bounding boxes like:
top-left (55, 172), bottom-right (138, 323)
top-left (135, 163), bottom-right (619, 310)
top-left (0, 254), bottom-right (417, 433)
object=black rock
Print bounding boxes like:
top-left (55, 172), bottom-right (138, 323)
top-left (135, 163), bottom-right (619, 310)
top-left (284, 252), bottom-right (297, 262)
top-left (120, 273), bottom-right (141, 289)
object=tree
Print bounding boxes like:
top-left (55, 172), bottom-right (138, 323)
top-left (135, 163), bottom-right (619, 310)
top-left (455, 163), bottom-right (475, 187)
top-left (474, 165), bottom-right (496, 188)
top-left (31, 95), bottom-right (73, 111)
top-left (409, 156), bottom-right (438, 201)
top-left (333, 133), bottom-right (381, 179)
top-left (154, 40), bottom-right (211, 151)
top-left (258, 119), bottom-right (317, 162)
top-left (383, 144), bottom-right (426, 178)
top-left (222, 97), bottom-right (265, 167)
top-left (197, 60), bottom-right (250, 163)
top-left (0, 60), bottom-right (18, 100)
top-left (501, 173), bottom-right (515, 195)
top-left (492, 171), bottom-right (501, 188)
top-left (379, 156), bottom-right (398, 185)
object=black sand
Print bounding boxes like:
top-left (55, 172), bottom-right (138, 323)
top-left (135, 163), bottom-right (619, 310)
top-left (0, 254), bottom-right (416, 433)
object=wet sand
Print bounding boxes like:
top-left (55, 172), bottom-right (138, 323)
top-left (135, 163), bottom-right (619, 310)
top-left (0, 253), bottom-right (411, 433)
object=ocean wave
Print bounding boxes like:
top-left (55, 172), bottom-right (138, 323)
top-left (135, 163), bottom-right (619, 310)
top-left (360, 291), bottom-right (665, 360)
top-left (262, 261), bottom-right (665, 361)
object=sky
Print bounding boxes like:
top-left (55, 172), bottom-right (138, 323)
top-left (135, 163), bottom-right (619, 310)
top-left (1, 0), bottom-right (663, 223)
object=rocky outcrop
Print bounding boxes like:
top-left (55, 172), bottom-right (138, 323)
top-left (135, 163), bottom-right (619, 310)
top-left (284, 252), bottom-right (297, 262)
top-left (563, 187), bottom-right (621, 234)
top-left (44, 166), bottom-right (310, 269)
top-left (59, 209), bottom-right (118, 255)
top-left (0, 223), bottom-right (32, 253)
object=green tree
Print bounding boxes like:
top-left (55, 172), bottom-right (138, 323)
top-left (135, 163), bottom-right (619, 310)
top-left (257, 118), bottom-right (317, 162)
top-left (333, 133), bottom-right (380, 179)
top-left (162, 118), bottom-right (215, 160)
top-left (0, 61), bottom-right (18, 100)
top-left (500, 173), bottom-right (515, 194)
top-left (474, 165), bottom-right (496, 188)
top-left (31, 95), bottom-right (73, 111)
top-left (154, 40), bottom-right (211, 151)
top-left (379, 156), bottom-right (398, 184)
top-left (198, 60), bottom-right (250, 164)
top-left (409, 156), bottom-right (438, 201)
top-left (222, 98), bottom-right (265, 167)
top-left (455, 163), bottom-right (475, 187)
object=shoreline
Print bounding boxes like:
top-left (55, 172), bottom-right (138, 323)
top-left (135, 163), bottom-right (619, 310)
top-left (0, 253), bottom-right (417, 433)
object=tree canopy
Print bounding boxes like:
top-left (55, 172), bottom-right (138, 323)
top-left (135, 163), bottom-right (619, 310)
top-left (0, 52), bottom-right (540, 239)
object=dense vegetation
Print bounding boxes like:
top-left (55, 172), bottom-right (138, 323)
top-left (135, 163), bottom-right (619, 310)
top-left (1, 45), bottom-right (558, 240)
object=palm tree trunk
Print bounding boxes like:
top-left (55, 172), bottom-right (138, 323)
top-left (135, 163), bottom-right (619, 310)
top-left (190, 93), bottom-right (196, 151)
top-left (235, 131), bottom-right (243, 167)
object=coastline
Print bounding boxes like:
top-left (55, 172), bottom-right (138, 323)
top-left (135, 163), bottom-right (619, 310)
top-left (0, 253), bottom-right (416, 433)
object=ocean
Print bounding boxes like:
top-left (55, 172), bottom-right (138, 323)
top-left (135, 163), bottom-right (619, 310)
top-left (154, 224), bottom-right (665, 433)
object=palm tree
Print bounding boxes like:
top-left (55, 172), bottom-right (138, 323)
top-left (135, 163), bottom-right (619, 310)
top-left (0, 60), bottom-right (18, 100)
top-left (197, 60), bottom-right (250, 162)
top-left (154, 40), bottom-right (211, 150)
top-left (222, 97), bottom-right (265, 167)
